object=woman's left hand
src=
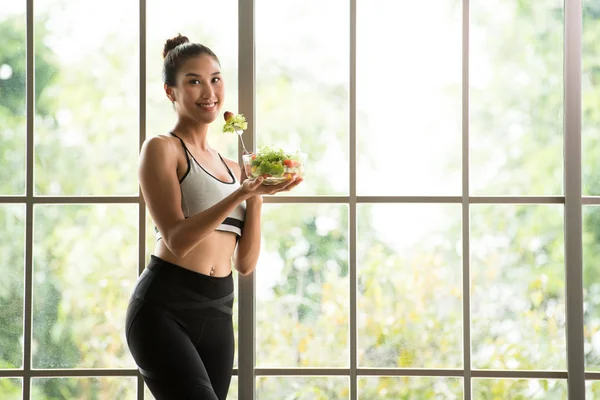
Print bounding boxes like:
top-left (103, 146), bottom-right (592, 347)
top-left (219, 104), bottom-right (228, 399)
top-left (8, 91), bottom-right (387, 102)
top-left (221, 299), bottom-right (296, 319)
top-left (240, 151), bottom-right (263, 202)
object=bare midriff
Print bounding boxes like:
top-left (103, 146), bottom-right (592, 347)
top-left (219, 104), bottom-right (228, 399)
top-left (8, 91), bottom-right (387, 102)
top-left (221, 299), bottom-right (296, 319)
top-left (154, 230), bottom-right (238, 277)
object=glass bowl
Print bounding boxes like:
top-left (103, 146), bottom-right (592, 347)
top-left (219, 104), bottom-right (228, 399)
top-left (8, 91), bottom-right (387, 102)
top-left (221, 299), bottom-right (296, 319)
top-left (242, 150), bottom-right (307, 185)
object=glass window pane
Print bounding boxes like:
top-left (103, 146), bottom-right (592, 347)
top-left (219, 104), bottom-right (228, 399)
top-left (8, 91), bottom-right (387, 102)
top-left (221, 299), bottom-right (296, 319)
top-left (228, 376), bottom-right (238, 400)
top-left (471, 205), bottom-right (566, 370)
top-left (256, 204), bottom-right (349, 367)
top-left (583, 206), bottom-right (600, 371)
top-left (33, 205), bottom-right (138, 368)
top-left (257, 377), bottom-right (349, 400)
top-left (358, 377), bottom-right (463, 399)
top-left (32, 377), bottom-right (136, 400)
top-left (470, 0), bottom-right (564, 195)
top-left (145, 212), bottom-right (155, 267)
top-left (0, 205), bottom-right (25, 369)
top-left (472, 378), bottom-right (568, 399)
top-left (256, 0), bottom-right (349, 196)
top-left (146, 0), bottom-right (239, 159)
top-left (583, 0), bottom-right (600, 195)
top-left (0, 378), bottom-right (22, 400)
top-left (357, 1), bottom-right (462, 196)
top-left (587, 380), bottom-right (600, 399)
top-left (0, 6), bottom-right (26, 195)
top-left (357, 204), bottom-right (462, 368)
top-left (144, 376), bottom-right (238, 399)
top-left (34, 0), bottom-right (139, 195)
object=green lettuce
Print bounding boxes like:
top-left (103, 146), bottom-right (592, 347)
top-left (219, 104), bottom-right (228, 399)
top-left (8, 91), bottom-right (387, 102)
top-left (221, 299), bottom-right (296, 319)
top-left (251, 146), bottom-right (301, 177)
top-left (222, 113), bottom-right (248, 133)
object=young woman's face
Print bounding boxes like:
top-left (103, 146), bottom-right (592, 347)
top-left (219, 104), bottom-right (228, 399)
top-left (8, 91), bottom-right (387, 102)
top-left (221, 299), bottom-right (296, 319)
top-left (168, 54), bottom-right (224, 124)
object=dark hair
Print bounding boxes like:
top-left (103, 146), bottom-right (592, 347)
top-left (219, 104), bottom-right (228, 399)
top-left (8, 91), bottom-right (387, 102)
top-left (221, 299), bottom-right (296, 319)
top-left (162, 34), bottom-right (220, 86)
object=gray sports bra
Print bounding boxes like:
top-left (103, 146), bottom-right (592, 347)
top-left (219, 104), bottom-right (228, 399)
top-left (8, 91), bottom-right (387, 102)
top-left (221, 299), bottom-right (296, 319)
top-left (155, 132), bottom-right (246, 240)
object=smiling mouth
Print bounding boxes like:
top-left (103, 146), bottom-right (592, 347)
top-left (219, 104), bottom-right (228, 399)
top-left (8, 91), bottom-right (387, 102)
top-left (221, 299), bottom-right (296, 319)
top-left (196, 102), bottom-right (217, 108)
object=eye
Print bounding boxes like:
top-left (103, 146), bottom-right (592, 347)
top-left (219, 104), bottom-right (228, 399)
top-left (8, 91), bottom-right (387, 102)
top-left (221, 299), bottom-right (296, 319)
top-left (189, 79), bottom-right (201, 84)
top-left (212, 77), bottom-right (221, 83)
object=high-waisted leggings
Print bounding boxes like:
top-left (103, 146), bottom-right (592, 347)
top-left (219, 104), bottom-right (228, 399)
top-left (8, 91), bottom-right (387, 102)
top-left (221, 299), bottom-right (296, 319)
top-left (125, 255), bottom-right (234, 400)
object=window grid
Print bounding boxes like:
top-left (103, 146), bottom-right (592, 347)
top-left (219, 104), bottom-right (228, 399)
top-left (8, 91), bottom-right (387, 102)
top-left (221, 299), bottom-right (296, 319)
top-left (461, 2), bottom-right (471, 399)
top-left (137, 0), bottom-right (147, 398)
top-left (22, 0), bottom-right (34, 399)
top-left (237, 0), bottom-right (256, 397)
top-left (349, 0), bottom-right (358, 399)
top-left (563, 0), bottom-right (585, 398)
top-left (0, 0), bottom-right (591, 399)
top-left (0, 195), bottom-right (579, 205)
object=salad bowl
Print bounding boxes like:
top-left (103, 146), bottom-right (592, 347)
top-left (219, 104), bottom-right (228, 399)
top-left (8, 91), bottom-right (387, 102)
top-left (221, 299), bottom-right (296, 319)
top-left (223, 112), bottom-right (306, 185)
top-left (242, 148), bottom-right (307, 185)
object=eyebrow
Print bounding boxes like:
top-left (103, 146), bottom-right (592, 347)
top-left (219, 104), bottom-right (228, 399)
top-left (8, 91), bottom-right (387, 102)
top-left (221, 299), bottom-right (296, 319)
top-left (184, 72), bottom-right (221, 77)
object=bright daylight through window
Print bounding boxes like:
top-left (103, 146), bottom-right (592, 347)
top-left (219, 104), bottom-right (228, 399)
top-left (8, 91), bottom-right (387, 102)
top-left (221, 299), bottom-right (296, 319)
top-left (1, 0), bottom-right (599, 399)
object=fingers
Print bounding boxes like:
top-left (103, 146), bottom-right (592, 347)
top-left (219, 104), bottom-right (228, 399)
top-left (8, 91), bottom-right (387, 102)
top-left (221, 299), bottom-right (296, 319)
top-left (266, 178), bottom-right (296, 192)
top-left (243, 176), bottom-right (303, 196)
top-left (251, 177), bottom-right (265, 188)
top-left (282, 178), bottom-right (303, 191)
top-left (267, 177), bottom-right (303, 194)
top-left (242, 177), bottom-right (262, 193)
top-left (277, 177), bottom-right (298, 190)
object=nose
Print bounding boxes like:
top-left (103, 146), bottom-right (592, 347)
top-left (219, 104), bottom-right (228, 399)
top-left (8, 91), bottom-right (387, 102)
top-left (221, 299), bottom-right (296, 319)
top-left (200, 83), bottom-right (214, 99)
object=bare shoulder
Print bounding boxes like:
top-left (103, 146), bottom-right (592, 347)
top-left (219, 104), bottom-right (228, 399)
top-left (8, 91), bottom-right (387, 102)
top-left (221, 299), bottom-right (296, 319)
top-left (139, 135), bottom-right (181, 167)
top-left (137, 134), bottom-right (186, 240)
top-left (140, 134), bottom-right (177, 156)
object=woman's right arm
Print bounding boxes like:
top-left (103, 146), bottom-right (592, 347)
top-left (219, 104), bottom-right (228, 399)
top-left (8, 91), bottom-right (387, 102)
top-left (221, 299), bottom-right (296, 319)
top-left (138, 136), bottom-right (250, 258)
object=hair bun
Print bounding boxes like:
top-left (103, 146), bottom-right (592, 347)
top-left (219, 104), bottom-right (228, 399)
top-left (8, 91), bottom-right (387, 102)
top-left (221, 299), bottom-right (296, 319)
top-left (163, 34), bottom-right (190, 59)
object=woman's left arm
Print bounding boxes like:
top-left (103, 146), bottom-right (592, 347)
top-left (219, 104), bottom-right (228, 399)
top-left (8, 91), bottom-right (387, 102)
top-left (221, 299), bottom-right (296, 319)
top-left (225, 155), bottom-right (302, 275)
top-left (234, 195), bottom-right (262, 275)
top-left (225, 157), bottom-right (262, 275)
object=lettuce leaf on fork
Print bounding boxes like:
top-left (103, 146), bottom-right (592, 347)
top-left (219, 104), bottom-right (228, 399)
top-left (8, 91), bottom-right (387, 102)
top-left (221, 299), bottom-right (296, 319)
top-left (222, 113), bottom-right (248, 133)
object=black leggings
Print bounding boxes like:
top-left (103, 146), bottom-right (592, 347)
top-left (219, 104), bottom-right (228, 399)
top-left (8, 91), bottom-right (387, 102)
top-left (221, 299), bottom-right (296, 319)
top-left (126, 255), bottom-right (235, 400)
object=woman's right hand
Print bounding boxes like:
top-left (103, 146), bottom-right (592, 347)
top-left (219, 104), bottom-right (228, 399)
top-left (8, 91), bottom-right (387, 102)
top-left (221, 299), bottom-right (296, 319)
top-left (240, 175), bottom-right (303, 198)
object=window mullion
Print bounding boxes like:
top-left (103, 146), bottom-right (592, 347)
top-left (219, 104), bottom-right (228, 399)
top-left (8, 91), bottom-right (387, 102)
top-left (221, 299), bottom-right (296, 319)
top-left (23, 0), bottom-right (35, 399)
top-left (462, 0), bottom-right (472, 398)
top-left (564, 0), bottom-right (585, 398)
top-left (138, 0), bottom-right (147, 398)
top-left (238, 0), bottom-right (257, 398)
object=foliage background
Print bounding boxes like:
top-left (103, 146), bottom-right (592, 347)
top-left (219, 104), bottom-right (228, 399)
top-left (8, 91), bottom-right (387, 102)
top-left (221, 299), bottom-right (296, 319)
top-left (1, 0), bottom-right (599, 398)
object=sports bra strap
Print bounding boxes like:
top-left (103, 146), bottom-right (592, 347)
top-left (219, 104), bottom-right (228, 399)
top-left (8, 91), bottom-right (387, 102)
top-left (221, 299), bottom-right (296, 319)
top-left (169, 131), bottom-right (192, 162)
top-left (218, 154), bottom-right (236, 182)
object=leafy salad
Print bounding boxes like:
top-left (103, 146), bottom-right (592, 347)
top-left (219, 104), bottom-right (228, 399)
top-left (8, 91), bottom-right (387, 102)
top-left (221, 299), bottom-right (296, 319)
top-left (246, 146), bottom-right (304, 178)
top-left (222, 111), bottom-right (306, 184)
top-left (222, 112), bottom-right (248, 133)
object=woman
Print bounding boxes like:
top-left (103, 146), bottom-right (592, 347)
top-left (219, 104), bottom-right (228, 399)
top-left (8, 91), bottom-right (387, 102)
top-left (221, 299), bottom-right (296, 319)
top-left (125, 34), bottom-right (302, 400)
